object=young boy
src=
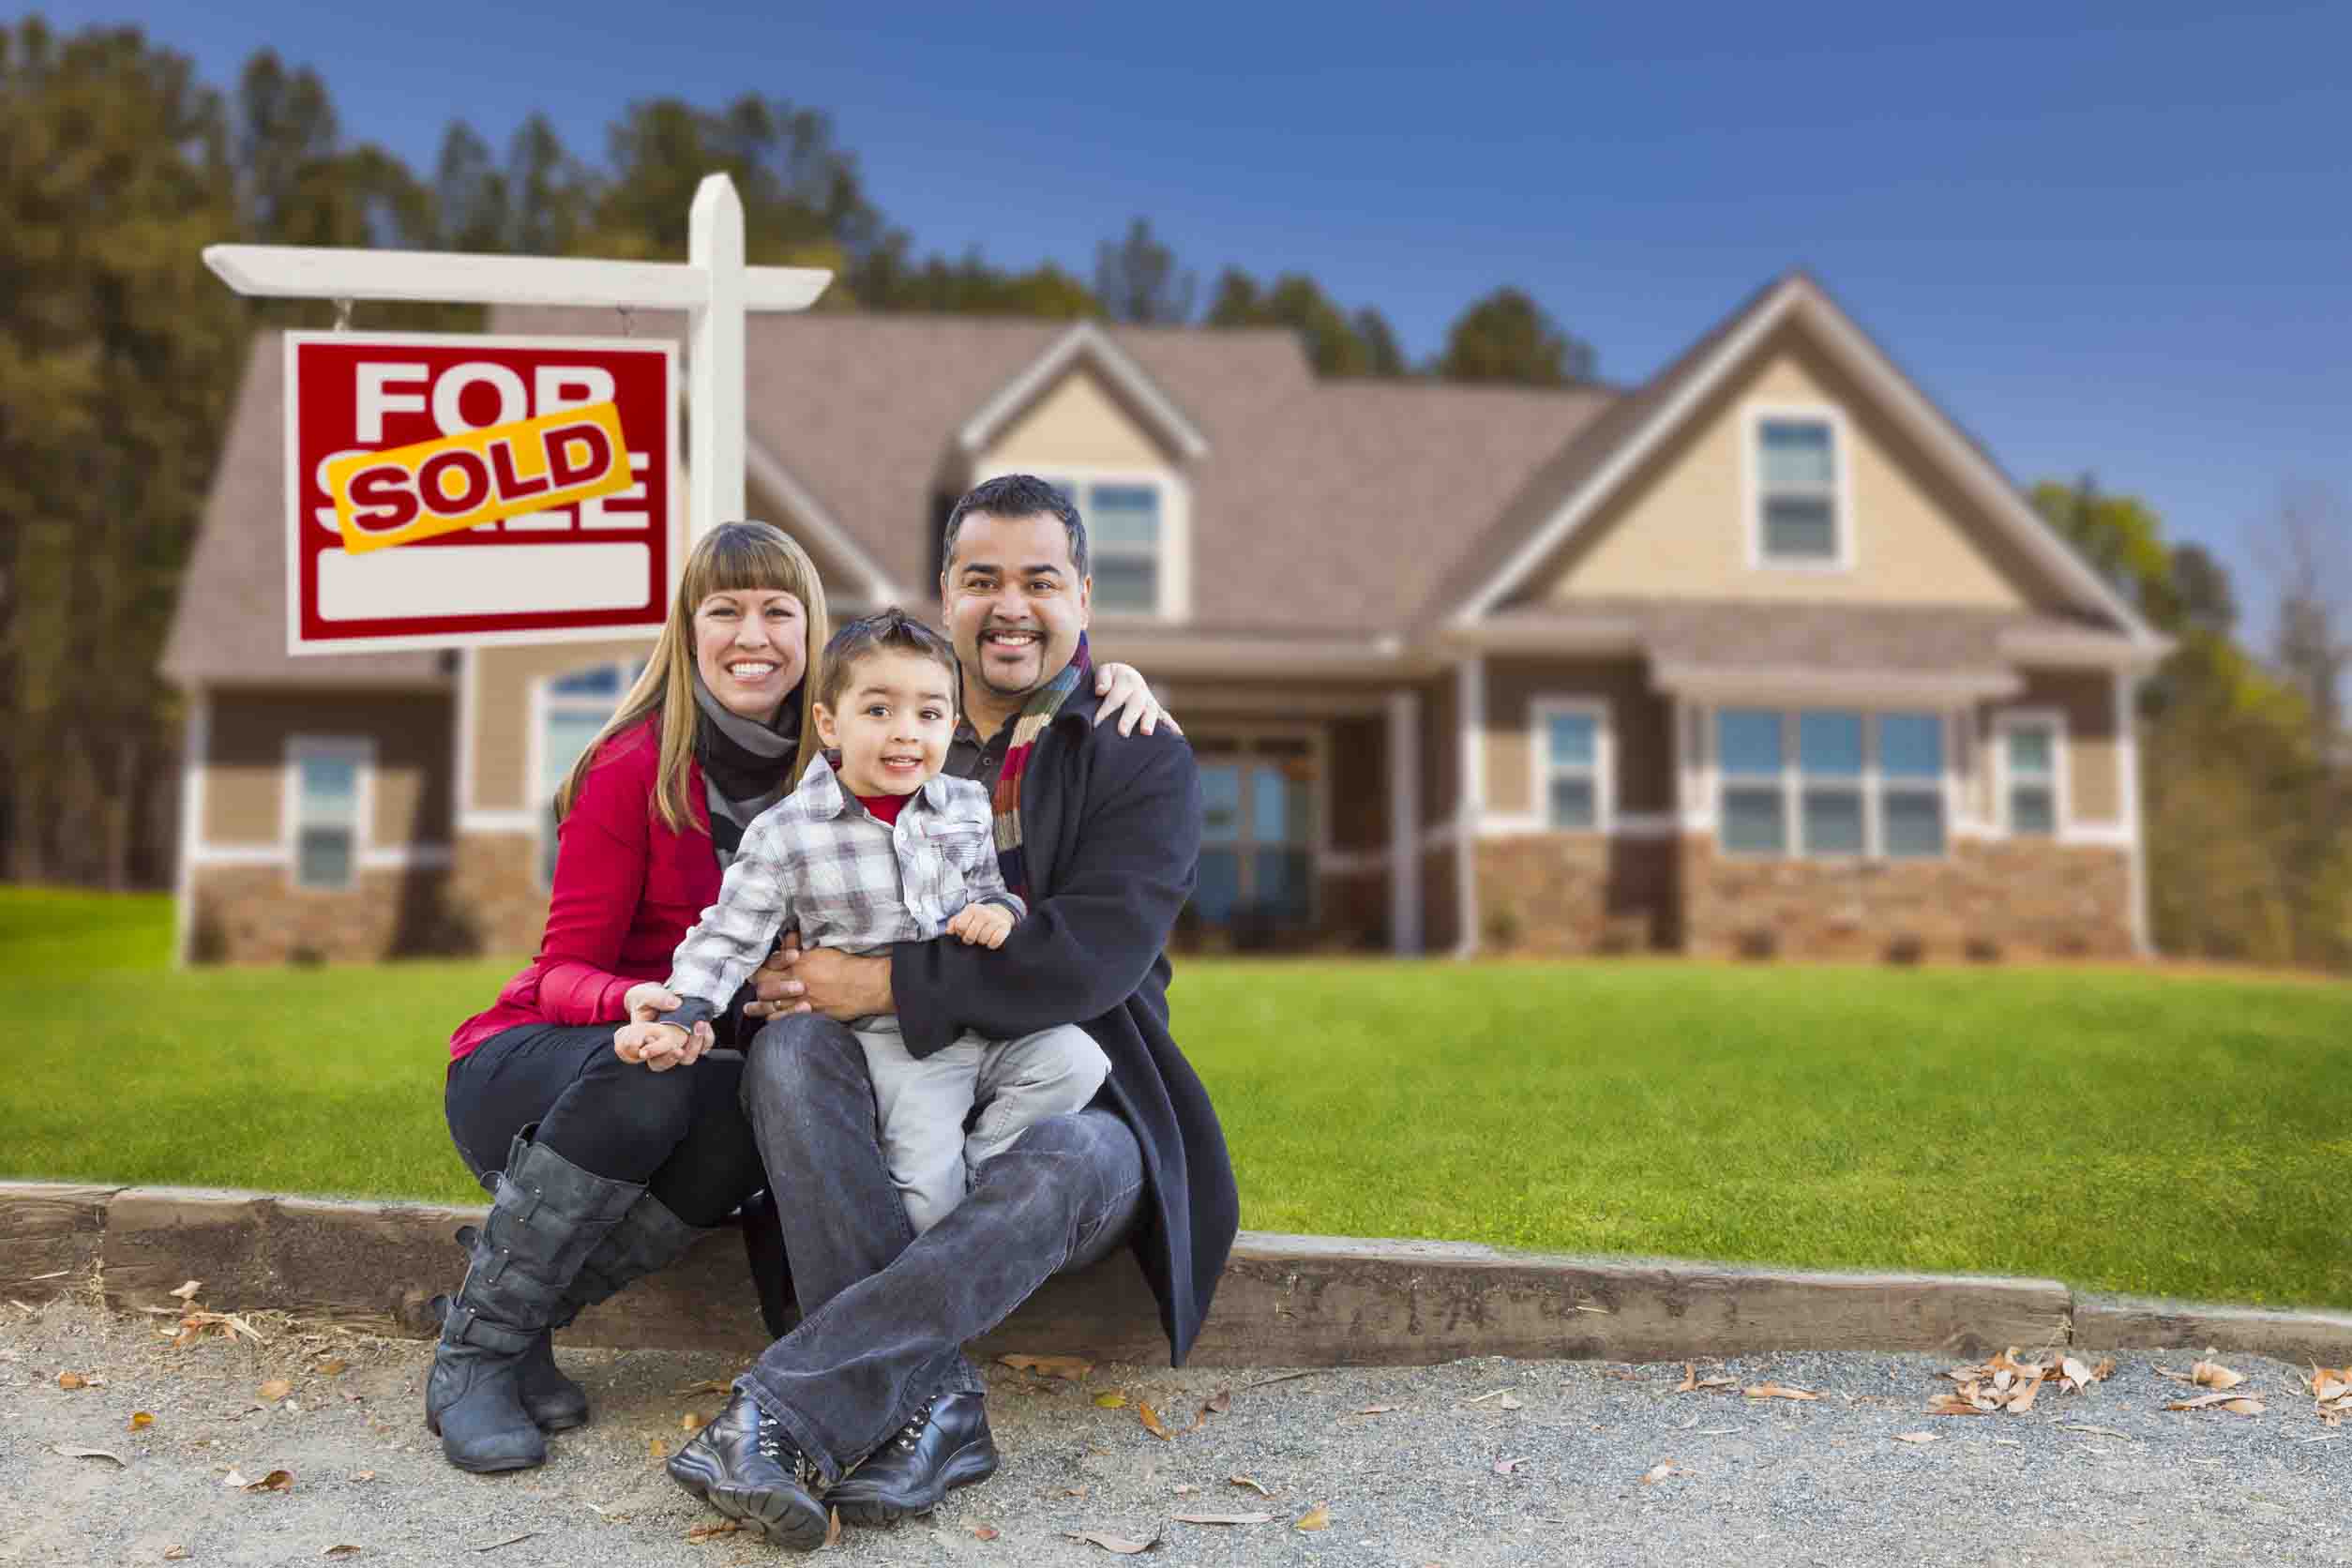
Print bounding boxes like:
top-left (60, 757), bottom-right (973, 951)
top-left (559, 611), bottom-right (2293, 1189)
top-left (614, 610), bottom-right (1109, 1235)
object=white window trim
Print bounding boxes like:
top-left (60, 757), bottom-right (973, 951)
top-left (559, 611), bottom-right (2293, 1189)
top-left (1711, 705), bottom-right (1955, 862)
top-left (282, 735), bottom-right (374, 892)
top-left (1529, 697), bottom-right (1614, 835)
top-left (1743, 401), bottom-right (1856, 573)
top-left (978, 461), bottom-right (1192, 623)
top-left (532, 660), bottom-right (642, 889)
top-left (1992, 706), bottom-right (2070, 839)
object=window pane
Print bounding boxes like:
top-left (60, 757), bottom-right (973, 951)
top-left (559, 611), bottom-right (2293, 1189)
top-left (1759, 419), bottom-right (1833, 487)
top-left (1262, 767), bottom-right (1315, 846)
top-left (1763, 497), bottom-right (1837, 560)
top-left (542, 710), bottom-right (612, 799)
top-left (297, 825), bottom-right (352, 889)
top-left (1193, 849), bottom-right (1242, 923)
top-left (550, 663), bottom-right (622, 697)
top-left (1252, 767), bottom-right (1288, 843)
top-left (1799, 711), bottom-right (1863, 777)
top-left (1545, 712), bottom-right (1596, 769)
top-left (1721, 784), bottom-right (1787, 854)
top-left (1199, 764), bottom-right (1243, 841)
top-left (1802, 786), bottom-right (1864, 855)
top-left (1880, 713), bottom-right (1943, 779)
top-left (1251, 849), bottom-right (1313, 923)
top-left (1548, 775), bottom-right (1596, 830)
top-left (2007, 726), bottom-right (2054, 778)
top-left (298, 755), bottom-right (357, 816)
top-left (2011, 783), bottom-right (2057, 837)
top-left (1717, 709), bottom-right (1783, 776)
top-left (1884, 791), bottom-right (1945, 858)
top-left (1087, 485), bottom-right (1160, 551)
top-left (1092, 556), bottom-right (1157, 612)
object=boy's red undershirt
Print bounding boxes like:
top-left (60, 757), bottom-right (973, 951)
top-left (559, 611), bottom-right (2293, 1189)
top-left (855, 791), bottom-right (911, 827)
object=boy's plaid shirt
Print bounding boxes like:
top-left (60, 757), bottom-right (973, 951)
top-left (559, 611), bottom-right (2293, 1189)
top-left (660, 753), bottom-right (1022, 1033)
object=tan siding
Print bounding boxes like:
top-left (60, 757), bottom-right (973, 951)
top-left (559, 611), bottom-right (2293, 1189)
top-left (2017, 668), bottom-right (2119, 823)
top-left (981, 368), bottom-right (1172, 473)
top-left (1483, 657), bottom-right (1671, 816)
top-left (470, 639), bottom-right (656, 812)
top-left (1536, 323), bottom-right (2069, 612)
top-left (203, 691), bottom-right (451, 846)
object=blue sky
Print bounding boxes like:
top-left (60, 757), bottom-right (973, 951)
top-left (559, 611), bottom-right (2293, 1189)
top-left (64, 0), bottom-right (2352, 640)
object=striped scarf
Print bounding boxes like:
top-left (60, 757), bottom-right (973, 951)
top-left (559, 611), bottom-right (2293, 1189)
top-left (990, 633), bottom-right (1091, 902)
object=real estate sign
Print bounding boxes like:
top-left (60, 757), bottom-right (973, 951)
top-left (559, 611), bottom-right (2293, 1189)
top-left (285, 332), bottom-right (678, 654)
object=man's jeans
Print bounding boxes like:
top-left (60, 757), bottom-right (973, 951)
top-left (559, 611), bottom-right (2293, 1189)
top-left (736, 1014), bottom-right (1144, 1483)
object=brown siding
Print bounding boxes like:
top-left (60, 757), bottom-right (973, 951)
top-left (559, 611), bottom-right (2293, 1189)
top-left (1484, 657), bottom-right (1672, 816)
top-left (2015, 668), bottom-right (2120, 823)
top-left (1326, 715), bottom-right (1387, 852)
top-left (204, 691), bottom-right (452, 847)
top-left (471, 639), bottom-right (656, 812)
top-left (1420, 844), bottom-right (1459, 951)
top-left (1420, 672), bottom-right (1459, 831)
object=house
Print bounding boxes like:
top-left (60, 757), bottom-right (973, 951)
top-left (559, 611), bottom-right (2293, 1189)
top-left (160, 271), bottom-right (2168, 966)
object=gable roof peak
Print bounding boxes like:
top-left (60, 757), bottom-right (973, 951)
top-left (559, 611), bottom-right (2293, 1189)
top-left (957, 317), bottom-right (1211, 461)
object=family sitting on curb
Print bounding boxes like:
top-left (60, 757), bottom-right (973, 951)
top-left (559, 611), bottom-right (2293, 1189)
top-left (435, 475), bottom-right (1237, 1549)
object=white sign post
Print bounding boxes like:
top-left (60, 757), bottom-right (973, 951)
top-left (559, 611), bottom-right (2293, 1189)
top-left (204, 173), bottom-right (827, 551)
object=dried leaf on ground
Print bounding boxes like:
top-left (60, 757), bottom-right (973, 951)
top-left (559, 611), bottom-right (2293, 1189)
top-left (1138, 1400), bottom-right (1173, 1440)
top-left (1927, 1394), bottom-right (1991, 1417)
top-left (1230, 1474), bottom-right (1273, 1496)
top-left (169, 1280), bottom-right (202, 1301)
top-left (1294, 1506), bottom-right (1331, 1531)
top-left (180, 1310), bottom-right (265, 1344)
top-left (684, 1518), bottom-right (744, 1542)
top-left (244, 1470), bottom-right (294, 1492)
top-left (1174, 1512), bottom-right (1273, 1525)
top-left (318, 1359), bottom-right (350, 1377)
top-left (2005, 1374), bottom-right (2044, 1414)
top-left (2057, 1424), bottom-right (2132, 1439)
top-left (1638, 1462), bottom-right (1683, 1485)
top-left (53, 1444), bottom-right (124, 1465)
top-left (1492, 1455), bottom-right (1530, 1475)
top-left (1000, 1353), bottom-right (1093, 1380)
top-left (2307, 1367), bottom-right (2350, 1402)
top-left (671, 1380), bottom-right (732, 1397)
top-left (2191, 1360), bottom-right (2246, 1390)
top-left (1185, 1388), bottom-right (1232, 1431)
top-left (1462, 1390), bottom-right (1523, 1410)
top-left (1354, 1404), bottom-right (1401, 1415)
top-left (260, 1380), bottom-right (294, 1403)
top-left (348, 1470), bottom-right (376, 1483)
top-left (1064, 1529), bottom-right (1159, 1553)
top-left (128, 1411), bottom-right (155, 1431)
top-left (1093, 1391), bottom-right (1127, 1409)
top-left (469, 1534), bottom-right (536, 1554)
top-left (967, 1525), bottom-right (1000, 1540)
top-left (647, 1438), bottom-right (666, 1459)
top-left (2167, 1393), bottom-right (2265, 1414)
top-left (823, 1508), bottom-right (841, 1547)
top-left (1892, 1432), bottom-right (1938, 1443)
top-left (55, 1371), bottom-right (88, 1390)
top-left (1674, 1363), bottom-right (1736, 1394)
top-left (321, 1547), bottom-right (364, 1560)
top-left (1743, 1383), bottom-right (1818, 1402)
top-left (164, 1549), bottom-right (190, 1561)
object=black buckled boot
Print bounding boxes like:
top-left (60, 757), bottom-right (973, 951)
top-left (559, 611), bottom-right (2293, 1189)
top-left (524, 1190), bottom-right (716, 1430)
top-left (668, 1390), bottom-right (831, 1551)
top-left (424, 1132), bottom-right (641, 1473)
top-left (825, 1391), bottom-right (999, 1524)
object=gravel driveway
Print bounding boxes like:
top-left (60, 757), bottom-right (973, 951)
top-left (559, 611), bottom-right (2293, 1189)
top-left (5, 1295), bottom-right (2345, 1567)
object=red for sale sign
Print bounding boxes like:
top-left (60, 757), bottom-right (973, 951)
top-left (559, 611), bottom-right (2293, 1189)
top-left (285, 332), bottom-right (678, 654)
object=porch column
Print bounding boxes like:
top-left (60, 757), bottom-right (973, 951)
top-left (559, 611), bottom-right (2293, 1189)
top-left (1387, 690), bottom-right (1421, 954)
top-left (173, 686), bottom-right (210, 968)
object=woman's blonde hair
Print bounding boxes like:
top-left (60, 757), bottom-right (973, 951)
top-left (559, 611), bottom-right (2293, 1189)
top-left (556, 520), bottom-right (830, 833)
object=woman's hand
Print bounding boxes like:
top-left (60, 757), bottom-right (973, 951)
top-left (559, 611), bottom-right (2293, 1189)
top-left (1094, 661), bottom-right (1181, 737)
top-left (613, 1018), bottom-right (711, 1071)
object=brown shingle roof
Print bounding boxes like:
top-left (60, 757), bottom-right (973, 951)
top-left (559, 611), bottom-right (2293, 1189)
top-left (162, 334), bottom-right (447, 689)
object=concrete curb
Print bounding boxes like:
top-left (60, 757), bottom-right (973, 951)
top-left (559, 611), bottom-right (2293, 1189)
top-left (6, 1182), bottom-right (2346, 1367)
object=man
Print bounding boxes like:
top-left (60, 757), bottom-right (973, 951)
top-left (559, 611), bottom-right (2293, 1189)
top-left (666, 474), bottom-right (1238, 1549)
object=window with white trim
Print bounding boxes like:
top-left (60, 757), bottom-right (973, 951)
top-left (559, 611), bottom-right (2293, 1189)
top-left (539, 660), bottom-right (645, 885)
top-left (1535, 702), bottom-right (1609, 831)
top-left (1042, 476), bottom-right (1163, 614)
top-left (1755, 415), bottom-right (1843, 565)
top-left (1998, 714), bottom-right (2063, 837)
top-left (1716, 707), bottom-right (1947, 859)
top-left (289, 740), bottom-right (368, 891)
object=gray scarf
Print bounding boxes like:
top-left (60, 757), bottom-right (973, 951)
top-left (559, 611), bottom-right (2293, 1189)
top-left (690, 671), bottom-right (800, 861)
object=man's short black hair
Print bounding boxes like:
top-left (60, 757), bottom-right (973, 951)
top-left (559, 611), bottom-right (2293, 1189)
top-left (817, 608), bottom-right (960, 711)
top-left (940, 473), bottom-right (1089, 581)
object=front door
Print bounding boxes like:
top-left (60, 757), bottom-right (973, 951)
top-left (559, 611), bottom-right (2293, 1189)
top-left (1193, 737), bottom-right (1317, 933)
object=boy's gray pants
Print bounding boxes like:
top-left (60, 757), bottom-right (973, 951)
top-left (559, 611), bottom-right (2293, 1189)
top-left (852, 1016), bottom-right (1109, 1235)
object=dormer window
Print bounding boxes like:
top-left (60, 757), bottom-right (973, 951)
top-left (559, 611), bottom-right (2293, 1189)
top-left (1751, 409), bottom-right (1848, 567)
top-left (1040, 475), bottom-right (1169, 615)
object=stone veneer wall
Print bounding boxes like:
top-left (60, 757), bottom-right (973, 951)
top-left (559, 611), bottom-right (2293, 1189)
top-left (1678, 836), bottom-right (2133, 961)
top-left (188, 865), bottom-right (460, 963)
top-left (448, 832), bottom-right (549, 958)
top-left (1318, 867), bottom-right (1393, 950)
top-left (1472, 835), bottom-right (1679, 955)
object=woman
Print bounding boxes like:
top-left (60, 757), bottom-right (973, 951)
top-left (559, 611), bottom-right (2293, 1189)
top-left (431, 520), bottom-right (1171, 1474)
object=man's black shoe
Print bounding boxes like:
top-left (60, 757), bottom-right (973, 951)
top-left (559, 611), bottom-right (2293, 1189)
top-left (827, 1392), bottom-right (999, 1525)
top-left (666, 1390), bottom-right (830, 1551)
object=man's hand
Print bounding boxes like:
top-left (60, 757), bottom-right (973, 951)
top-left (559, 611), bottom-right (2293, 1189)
top-left (744, 937), bottom-right (894, 1023)
top-left (945, 902), bottom-right (1016, 949)
top-left (1094, 661), bottom-right (1182, 737)
top-left (613, 1018), bottom-right (708, 1071)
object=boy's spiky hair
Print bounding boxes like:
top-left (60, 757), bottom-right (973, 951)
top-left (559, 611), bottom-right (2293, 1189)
top-left (817, 608), bottom-right (959, 711)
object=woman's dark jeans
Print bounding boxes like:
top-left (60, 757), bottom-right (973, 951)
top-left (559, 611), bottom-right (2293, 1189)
top-left (444, 1022), bottom-right (766, 1229)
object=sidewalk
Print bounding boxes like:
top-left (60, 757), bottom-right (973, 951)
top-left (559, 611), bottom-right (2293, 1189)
top-left (7, 1294), bottom-right (2349, 1568)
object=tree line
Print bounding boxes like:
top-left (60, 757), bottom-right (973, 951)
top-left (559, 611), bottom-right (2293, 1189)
top-left (2, 18), bottom-right (2343, 969)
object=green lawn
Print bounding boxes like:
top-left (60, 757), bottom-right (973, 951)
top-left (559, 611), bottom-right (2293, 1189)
top-left (8, 884), bottom-right (2349, 1308)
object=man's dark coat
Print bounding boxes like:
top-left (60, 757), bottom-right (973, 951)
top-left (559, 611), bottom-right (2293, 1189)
top-left (892, 680), bottom-right (1236, 1366)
